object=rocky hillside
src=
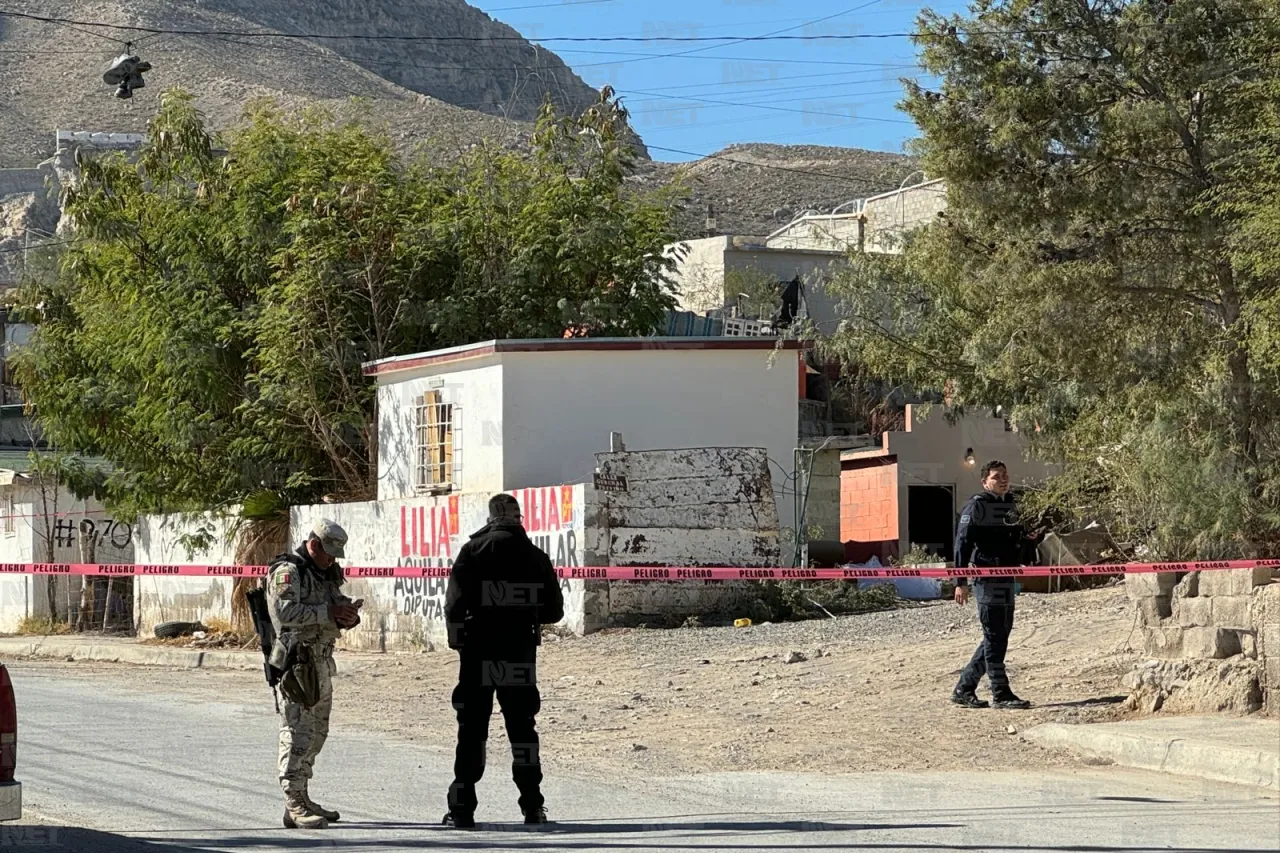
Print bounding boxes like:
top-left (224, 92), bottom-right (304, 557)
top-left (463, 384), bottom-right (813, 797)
top-left (0, 3), bottom-right (917, 243)
top-left (638, 144), bottom-right (918, 238)
top-left (0, 0), bottom-right (606, 166)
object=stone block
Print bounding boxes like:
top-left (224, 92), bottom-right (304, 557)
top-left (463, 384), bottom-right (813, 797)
top-left (1253, 583), bottom-right (1280, 634)
top-left (1175, 596), bottom-right (1212, 627)
top-left (1142, 626), bottom-right (1184, 659)
top-left (1182, 627), bottom-right (1242, 660)
top-left (1211, 596), bottom-right (1253, 630)
top-left (1263, 624), bottom-right (1280, 687)
top-left (1126, 572), bottom-right (1179, 601)
top-left (1173, 572), bottom-right (1199, 599)
top-left (1136, 596), bottom-right (1171, 626)
top-left (1241, 631), bottom-right (1258, 660)
top-left (1200, 567), bottom-right (1272, 597)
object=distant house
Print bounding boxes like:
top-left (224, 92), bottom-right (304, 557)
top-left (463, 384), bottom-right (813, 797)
top-left (840, 404), bottom-right (1056, 564)
top-left (663, 178), bottom-right (947, 333)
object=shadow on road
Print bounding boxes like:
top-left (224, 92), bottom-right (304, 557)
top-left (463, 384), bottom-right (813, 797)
top-left (16, 823), bottom-right (1279, 853)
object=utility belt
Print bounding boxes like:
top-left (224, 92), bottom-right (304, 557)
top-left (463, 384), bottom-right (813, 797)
top-left (273, 635), bottom-right (333, 709)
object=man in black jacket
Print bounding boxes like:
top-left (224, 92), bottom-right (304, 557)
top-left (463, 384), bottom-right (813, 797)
top-left (442, 493), bottom-right (565, 829)
top-left (951, 461), bottom-right (1041, 710)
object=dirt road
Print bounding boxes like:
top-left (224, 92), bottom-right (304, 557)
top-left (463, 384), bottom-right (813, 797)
top-left (15, 586), bottom-right (1144, 777)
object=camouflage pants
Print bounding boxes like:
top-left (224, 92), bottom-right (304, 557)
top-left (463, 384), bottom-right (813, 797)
top-left (277, 648), bottom-right (335, 794)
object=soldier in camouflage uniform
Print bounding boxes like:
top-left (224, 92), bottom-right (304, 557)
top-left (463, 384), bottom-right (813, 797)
top-left (267, 519), bottom-right (362, 830)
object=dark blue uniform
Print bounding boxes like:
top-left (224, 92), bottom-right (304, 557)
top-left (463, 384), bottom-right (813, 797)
top-left (953, 490), bottom-right (1038, 701)
top-left (443, 518), bottom-right (564, 824)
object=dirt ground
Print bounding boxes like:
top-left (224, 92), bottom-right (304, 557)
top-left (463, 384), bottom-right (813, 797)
top-left (12, 585), bottom-right (1148, 778)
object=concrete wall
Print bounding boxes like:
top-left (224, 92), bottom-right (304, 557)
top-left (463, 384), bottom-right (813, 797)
top-left (804, 448), bottom-right (841, 544)
top-left (0, 482), bottom-right (136, 632)
top-left (133, 512), bottom-right (239, 639)
top-left (291, 486), bottom-right (598, 651)
top-left (498, 348), bottom-right (801, 537)
top-left (376, 360), bottom-right (504, 501)
top-left (0, 495), bottom-right (36, 634)
top-left (862, 179), bottom-right (947, 254)
top-left (766, 215), bottom-right (861, 252)
top-left (584, 447), bottom-right (779, 624)
top-left (668, 237), bottom-right (731, 314)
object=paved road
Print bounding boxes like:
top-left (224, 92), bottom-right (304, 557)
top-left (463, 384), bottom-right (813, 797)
top-left (11, 665), bottom-right (1280, 852)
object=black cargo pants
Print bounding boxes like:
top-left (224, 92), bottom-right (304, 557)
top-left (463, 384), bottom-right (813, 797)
top-left (447, 646), bottom-right (543, 815)
top-left (955, 581), bottom-right (1017, 698)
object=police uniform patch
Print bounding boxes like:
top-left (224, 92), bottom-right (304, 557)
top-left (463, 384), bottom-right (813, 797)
top-left (960, 514), bottom-right (971, 524)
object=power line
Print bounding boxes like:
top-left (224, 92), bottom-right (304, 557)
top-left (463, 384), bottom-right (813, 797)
top-left (626, 86), bottom-right (916, 125)
top-left (0, 9), bottom-right (1077, 43)
top-left (573, 0), bottom-right (890, 73)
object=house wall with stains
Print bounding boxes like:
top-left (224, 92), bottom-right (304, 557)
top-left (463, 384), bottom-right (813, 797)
top-left (584, 448), bottom-right (780, 624)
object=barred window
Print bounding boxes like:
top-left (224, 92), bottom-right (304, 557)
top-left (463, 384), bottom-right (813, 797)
top-left (414, 390), bottom-right (460, 494)
top-left (3, 494), bottom-right (14, 536)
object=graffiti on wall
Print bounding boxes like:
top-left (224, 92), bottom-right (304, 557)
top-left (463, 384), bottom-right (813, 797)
top-left (393, 577), bottom-right (448, 619)
top-left (391, 486), bottom-right (579, 619)
top-left (513, 486), bottom-right (580, 568)
top-left (54, 517), bottom-right (134, 551)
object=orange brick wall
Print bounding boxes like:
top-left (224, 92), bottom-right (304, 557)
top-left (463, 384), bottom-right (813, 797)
top-left (841, 459), bottom-right (899, 544)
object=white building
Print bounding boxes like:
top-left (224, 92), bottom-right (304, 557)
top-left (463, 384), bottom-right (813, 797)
top-left (0, 452), bottom-right (134, 633)
top-left (664, 178), bottom-right (948, 331)
top-left (365, 337), bottom-right (807, 534)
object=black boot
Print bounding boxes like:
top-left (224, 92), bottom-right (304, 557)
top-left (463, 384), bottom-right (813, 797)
top-left (524, 806), bottom-right (550, 825)
top-left (992, 693), bottom-right (1031, 709)
top-left (443, 811), bottom-right (476, 829)
top-left (951, 690), bottom-right (989, 709)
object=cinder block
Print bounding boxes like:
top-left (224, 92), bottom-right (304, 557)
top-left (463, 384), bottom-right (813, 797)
top-left (1200, 567), bottom-right (1272, 597)
top-left (1126, 572), bottom-right (1179, 601)
top-left (1181, 627), bottom-right (1242, 660)
top-left (1137, 596), bottom-right (1172, 626)
top-left (1211, 596), bottom-right (1253, 630)
top-left (1142, 626), bottom-right (1184, 659)
top-left (1174, 596), bottom-right (1211, 627)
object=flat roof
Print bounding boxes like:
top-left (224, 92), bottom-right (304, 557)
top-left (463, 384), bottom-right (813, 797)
top-left (363, 337), bottom-right (809, 377)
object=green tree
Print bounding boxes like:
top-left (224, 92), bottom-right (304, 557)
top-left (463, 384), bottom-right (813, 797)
top-left (15, 88), bottom-right (682, 518)
top-left (826, 0), bottom-right (1280, 558)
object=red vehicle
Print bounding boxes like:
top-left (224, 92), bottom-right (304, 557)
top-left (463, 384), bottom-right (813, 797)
top-left (0, 663), bottom-right (18, 821)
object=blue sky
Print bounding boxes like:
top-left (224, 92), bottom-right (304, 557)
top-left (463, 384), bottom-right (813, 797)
top-left (470, 0), bottom-right (969, 162)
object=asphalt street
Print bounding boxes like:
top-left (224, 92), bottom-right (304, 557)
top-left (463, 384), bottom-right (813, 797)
top-left (10, 664), bottom-right (1280, 852)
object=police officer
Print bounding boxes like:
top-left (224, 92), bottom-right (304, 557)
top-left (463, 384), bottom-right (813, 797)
top-left (442, 493), bottom-right (564, 829)
top-left (951, 461), bottom-right (1041, 710)
top-left (267, 519), bottom-right (363, 829)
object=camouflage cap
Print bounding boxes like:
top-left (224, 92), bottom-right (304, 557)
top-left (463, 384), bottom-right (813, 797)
top-left (310, 518), bottom-right (348, 559)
